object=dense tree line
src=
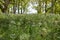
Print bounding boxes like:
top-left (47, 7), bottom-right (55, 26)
top-left (0, 0), bottom-right (60, 14)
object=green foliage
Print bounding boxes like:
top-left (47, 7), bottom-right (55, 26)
top-left (0, 0), bottom-right (60, 14)
top-left (0, 14), bottom-right (60, 40)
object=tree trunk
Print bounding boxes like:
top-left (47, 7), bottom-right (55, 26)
top-left (45, 0), bottom-right (47, 13)
top-left (18, 2), bottom-right (20, 14)
top-left (21, 1), bottom-right (23, 14)
top-left (37, 0), bottom-right (41, 13)
top-left (13, 4), bottom-right (16, 14)
top-left (54, 0), bottom-right (56, 14)
top-left (51, 0), bottom-right (54, 13)
top-left (0, 0), bottom-right (10, 13)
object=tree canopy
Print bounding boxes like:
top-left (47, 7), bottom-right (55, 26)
top-left (0, 0), bottom-right (60, 14)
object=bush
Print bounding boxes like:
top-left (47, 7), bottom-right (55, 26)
top-left (0, 14), bottom-right (60, 40)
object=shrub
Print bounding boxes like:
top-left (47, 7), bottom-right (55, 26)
top-left (0, 14), bottom-right (60, 40)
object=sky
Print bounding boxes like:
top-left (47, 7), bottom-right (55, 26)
top-left (9, 2), bottom-right (51, 14)
top-left (27, 3), bottom-right (37, 14)
top-left (9, 3), bottom-right (37, 14)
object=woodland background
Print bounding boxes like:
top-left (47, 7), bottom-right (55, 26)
top-left (0, 0), bottom-right (60, 40)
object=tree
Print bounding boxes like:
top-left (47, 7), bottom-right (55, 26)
top-left (20, 0), bottom-right (30, 14)
top-left (0, 0), bottom-right (12, 13)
